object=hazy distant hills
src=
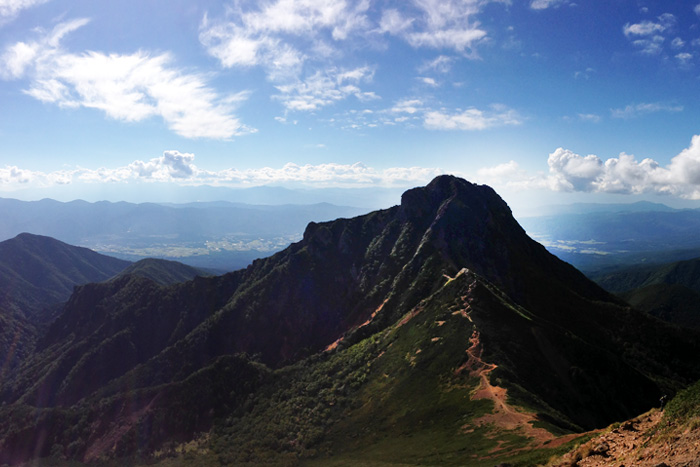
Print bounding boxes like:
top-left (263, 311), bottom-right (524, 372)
top-left (520, 204), bottom-right (700, 273)
top-left (3, 176), bottom-right (700, 465)
top-left (0, 197), bottom-right (368, 271)
top-left (13, 183), bottom-right (405, 209)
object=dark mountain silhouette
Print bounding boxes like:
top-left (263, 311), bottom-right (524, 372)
top-left (2, 176), bottom-right (700, 465)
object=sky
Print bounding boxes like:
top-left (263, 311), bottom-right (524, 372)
top-left (2, 0), bottom-right (700, 214)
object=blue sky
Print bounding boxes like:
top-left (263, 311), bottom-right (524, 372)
top-left (2, 0), bottom-right (700, 212)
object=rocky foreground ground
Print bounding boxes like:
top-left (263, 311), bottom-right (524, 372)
top-left (551, 409), bottom-right (700, 467)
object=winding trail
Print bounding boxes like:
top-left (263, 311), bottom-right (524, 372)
top-left (457, 328), bottom-right (582, 453)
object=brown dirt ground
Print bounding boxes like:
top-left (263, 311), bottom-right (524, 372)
top-left (550, 409), bottom-right (700, 467)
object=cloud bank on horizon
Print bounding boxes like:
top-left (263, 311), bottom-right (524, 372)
top-left (478, 135), bottom-right (700, 200)
top-left (6, 134), bottom-right (700, 201)
top-left (1, 0), bottom-right (700, 204)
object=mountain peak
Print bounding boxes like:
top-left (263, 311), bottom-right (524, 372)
top-left (399, 175), bottom-right (511, 222)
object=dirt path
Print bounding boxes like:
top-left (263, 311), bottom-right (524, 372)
top-left (458, 329), bottom-right (562, 448)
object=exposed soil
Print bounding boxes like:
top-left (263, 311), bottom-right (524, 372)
top-left (551, 410), bottom-right (700, 467)
top-left (459, 328), bottom-right (563, 449)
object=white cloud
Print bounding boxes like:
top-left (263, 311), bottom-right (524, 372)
top-left (198, 0), bottom-right (507, 116)
top-left (419, 55), bottom-right (454, 73)
top-left (477, 135), bottom-right (700, 199)
top-left (0, 152), bottom-right (444, 189)
top-left (424, 105), bottom-right (521, 130)
top-left (418, 76), bottom-right (438, 86)
top-left (610, 102), bottom-right (683, 119)
top-left (200, 0), bottom-right (370, 73)
top-left (273, 66), bottom-right (377, 111)
top-left (0, 19), bottom-right (253, 139)
top-left (672, 37), bottom-right (685, 48)
top-left (379, 8), bottom-right (414, 35)
top-left (623, 13), bottom-right (686, 57)
top-left (398, 0), bottom-right (490, 54)
top-left (529, 0), bottom-right (572, 10)
top-left (623, 20), bottom-right (666, 37)
top-left (0, 0), bottom-right (49, 24)
top-left (390, 98), bottom-right (425, 114)
top-left (676, 52), bottom-right (693, 66)
top-left (577, 113), bottom-right (601, 123)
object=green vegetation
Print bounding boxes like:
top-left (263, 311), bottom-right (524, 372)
top-left (663, 379), bottom-right (700, 428)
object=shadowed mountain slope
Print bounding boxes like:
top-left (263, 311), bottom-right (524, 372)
top-left (2, 176), bottom-right (700, 465)
top-left (595, 255), bottom-right (700, 294)
top-left (114, 258), bottom-right (210, 286)
top-left (0, 233), bottom-right (130, 374)
top-left (594, 256), bottom-right (700, 329)
top-left (0, 233), bottom-right (130, 320)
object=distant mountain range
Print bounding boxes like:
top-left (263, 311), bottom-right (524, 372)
top-left (0, 197), bottom-right (368, 271)
top-left (9, 184), bottom-right (405, 210)
top-left (2, 176), bottom-right (699, 465)
top-left (520, 205), bottom-right (700, 273)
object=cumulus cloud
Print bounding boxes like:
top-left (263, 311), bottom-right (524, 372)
top-left (424, 105), bottom-right (522, 130)
top-left (610, 102), bottom-right (683, 119)
top-left (0, 0), bottom-right (49, 24)
top-left (0, 151), bottom-right (443, 189)
top-left (477, 135), bottom-right (700, 199)
top-left (0, 19), bottom-right (253, 139)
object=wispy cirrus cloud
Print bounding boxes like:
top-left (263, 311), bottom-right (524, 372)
top-left (0, 0), bottom-right (49, 24)
top-left (477, 135), bottom-right (700, 199)
top-left (610, 102), bottom-right (683, 119)
top-left (273, 66), bottom-right (378, 111)
top-left (0, 19), bottom-right (254, 139)
top-left (0, 151), bottom-right (444, 189)
top-left (200, 0), bottom-right (505, 115)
